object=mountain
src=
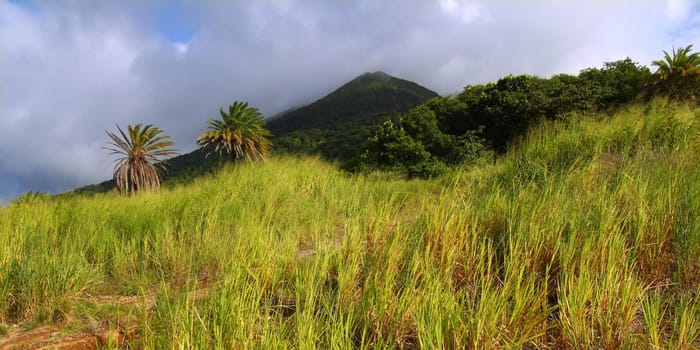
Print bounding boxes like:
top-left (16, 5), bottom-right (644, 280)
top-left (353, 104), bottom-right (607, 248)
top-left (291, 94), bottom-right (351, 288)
top-left (71, 72), bottom-right (438, 195)
top-left (267, 71), bottom-right (439, 160)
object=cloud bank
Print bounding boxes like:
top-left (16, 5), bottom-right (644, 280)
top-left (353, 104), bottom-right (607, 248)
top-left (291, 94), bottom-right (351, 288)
top-left (1, 0), bottom-right (698, 201)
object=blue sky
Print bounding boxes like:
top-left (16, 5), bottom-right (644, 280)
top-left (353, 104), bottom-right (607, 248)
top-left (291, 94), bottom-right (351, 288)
top-left (9, 0), bottom-right (199, 42)
top-left (154, 1), bottom-right (197, 44)
top-left (1, 0), bottom-right (698, 202)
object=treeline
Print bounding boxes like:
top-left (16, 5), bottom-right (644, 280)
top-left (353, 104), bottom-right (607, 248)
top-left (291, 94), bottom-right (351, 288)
top-left (350, 51), bottom-right (697, 178)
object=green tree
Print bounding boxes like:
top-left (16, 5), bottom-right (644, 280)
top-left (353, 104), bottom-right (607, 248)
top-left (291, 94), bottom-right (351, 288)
top-left (197, 102), bottom-right (272, 161)
top-left (103, 123), bottom-right (177, 193)
top-left (400, 105), bottom-right (484, 165)
top-left (649, 45), bottom-right (700, 101)
top-left (472, 75), bottom-right (546, 150)
top-left (596, 58), bottom-right (651, 107)
top-left (351, 120), bottom-right (443, 178)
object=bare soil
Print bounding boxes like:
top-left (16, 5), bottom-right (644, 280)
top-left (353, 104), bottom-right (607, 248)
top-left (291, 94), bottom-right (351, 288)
top-left (0, 246), bottom-right (331, 349)
top-left (0, 287), bottom-right (207, 350)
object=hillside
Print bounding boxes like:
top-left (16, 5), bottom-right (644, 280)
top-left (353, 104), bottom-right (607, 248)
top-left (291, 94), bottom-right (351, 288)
top-left (72, 72), bottom-right (437, 195)
top-left (2, 101), bottom-right (699, 348)
top-left (267, 71), bottom-right (439, 160)
top-left (72, 149), bottom-right (225, 195)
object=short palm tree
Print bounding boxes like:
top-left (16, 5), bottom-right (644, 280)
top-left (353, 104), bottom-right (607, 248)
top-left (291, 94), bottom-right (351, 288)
top-left (197, 101), bottom-right (272, 161)
top-left (649, 45), bottom-right (700, 100)
top-left (103, 123), bottom-right (177, 193)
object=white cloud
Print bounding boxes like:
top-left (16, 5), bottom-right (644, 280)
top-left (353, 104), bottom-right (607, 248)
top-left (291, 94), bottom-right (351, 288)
top-left (1, 1), bottom-right (148, 198)
top-left (173, 42), bottom-right (189, 57)
top-left (667, 0), bottom-right (692, 23)
top-left (439, 0), bottom-right (490, 23)
top-left (1, 0), bottom-right (698, 200)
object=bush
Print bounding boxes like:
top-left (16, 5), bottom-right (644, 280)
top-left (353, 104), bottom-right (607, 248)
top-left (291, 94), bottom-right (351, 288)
top-left (407, 158), bottom-right (450, 178)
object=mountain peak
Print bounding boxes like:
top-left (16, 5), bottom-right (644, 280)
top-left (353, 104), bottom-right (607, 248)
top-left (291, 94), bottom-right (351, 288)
top-left (347, 71), bottom-right (394, 85)
top-left (362, 71), bottom-right (391, 78)
top-left (334, 71), bottom-right (431, 95)
top-left (266, 72), bottom-right (438, 160)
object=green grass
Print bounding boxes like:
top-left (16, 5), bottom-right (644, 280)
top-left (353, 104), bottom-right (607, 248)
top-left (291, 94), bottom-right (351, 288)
top-left (1, 100), bottom-right (699, 349)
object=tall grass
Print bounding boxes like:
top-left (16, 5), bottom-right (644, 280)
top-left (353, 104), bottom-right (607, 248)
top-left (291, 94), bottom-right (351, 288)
top-left (1, 100), bottom-right (698, 348)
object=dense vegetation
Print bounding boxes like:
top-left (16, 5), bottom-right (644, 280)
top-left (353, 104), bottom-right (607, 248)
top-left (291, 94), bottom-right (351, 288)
top-left (2, 101), bottom-right (699, 348)
top-left (351, 46), bottom-right (700, 179)
top-left (351, 58), bottom-right (653, 177)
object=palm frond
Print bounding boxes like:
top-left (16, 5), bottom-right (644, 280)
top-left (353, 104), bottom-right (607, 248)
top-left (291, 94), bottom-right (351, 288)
top-left (197, 101), bottom-right (272, 161)
top-left (102, 123), bottom-right (177, 193)
top-left (649, 45), bottom-right (700, 100)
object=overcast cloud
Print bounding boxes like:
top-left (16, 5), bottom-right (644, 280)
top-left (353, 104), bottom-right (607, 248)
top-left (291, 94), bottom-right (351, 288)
top-left (1, 0), bottom-right (698, 201)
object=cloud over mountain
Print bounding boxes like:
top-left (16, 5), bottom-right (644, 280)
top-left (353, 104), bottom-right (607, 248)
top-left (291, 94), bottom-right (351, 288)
top-left (1, 0), bottom-right (698, 201)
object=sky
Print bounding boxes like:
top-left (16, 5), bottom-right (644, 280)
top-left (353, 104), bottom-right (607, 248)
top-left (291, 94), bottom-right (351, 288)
top-left (1, 0), bottom-right (699, 202)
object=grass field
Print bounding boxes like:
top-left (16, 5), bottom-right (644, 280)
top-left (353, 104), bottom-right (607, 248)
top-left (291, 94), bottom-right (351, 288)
top-left (1, 100), bottom-right (699, 349)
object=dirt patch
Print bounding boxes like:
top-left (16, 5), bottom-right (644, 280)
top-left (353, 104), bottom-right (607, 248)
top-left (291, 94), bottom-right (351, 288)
top-left (0, 325), bottom-right (61, 350)
top-left (23, 332), bottom-right (100, 350)
top-left (1, 247), bottom-right (331, 349)
top-left (0, 286), bottom-right (208, 350)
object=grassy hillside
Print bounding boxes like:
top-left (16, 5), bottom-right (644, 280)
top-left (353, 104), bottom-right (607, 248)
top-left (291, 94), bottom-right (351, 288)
top-left (72, 149), bottom-right (226, 195)
top-left (1, 101), bottom-right (698, 348)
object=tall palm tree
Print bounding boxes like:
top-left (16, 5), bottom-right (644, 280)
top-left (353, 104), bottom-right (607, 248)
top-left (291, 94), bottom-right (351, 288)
top-left (197, 101), bottom-right (272, 161)
top-left (649, 45), bottom-right (700, 100)
top-left (103, 123), bottom-right (177, 193)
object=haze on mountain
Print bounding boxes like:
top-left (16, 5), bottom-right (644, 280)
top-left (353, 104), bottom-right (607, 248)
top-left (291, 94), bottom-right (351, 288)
top-left (1, 0), bottom-right (698, 201)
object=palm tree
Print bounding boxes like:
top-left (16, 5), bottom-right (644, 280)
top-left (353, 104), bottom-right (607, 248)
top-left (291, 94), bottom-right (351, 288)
top-left (649, 45), bottom-right (700, 100)
top-left (197, 101), bottom-right (272, 161)
top-left (103, 123), bottom-right (177, 193)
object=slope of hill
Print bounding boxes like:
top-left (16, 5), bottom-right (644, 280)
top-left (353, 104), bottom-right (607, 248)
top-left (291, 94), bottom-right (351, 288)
top-left (72, 72), bottom-right (437, 195)
top-left (3, 101), bottom-right (698, 348)
top-left (71, 148), bottom-right (225, 195)
top-left (267, 71), bottom-right (439, 160)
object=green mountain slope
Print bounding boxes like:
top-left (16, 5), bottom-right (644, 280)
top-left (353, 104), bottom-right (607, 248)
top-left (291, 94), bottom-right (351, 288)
top-left (5, 102), bottom-right (699, 348)
top-left (267, 71), bottom-right (439, 160)
top-left (72, 72), bottom-right (437, 194)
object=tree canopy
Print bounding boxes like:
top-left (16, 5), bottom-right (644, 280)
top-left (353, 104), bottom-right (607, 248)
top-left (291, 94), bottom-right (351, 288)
top-left (648, 45), bottom-right (700, 101)
top-left (103, 123), bottom-right (177, 193)
top-left (197, 101), bottom-right (272, 161)
top-left (351, 58), bottom-right (651, 177)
